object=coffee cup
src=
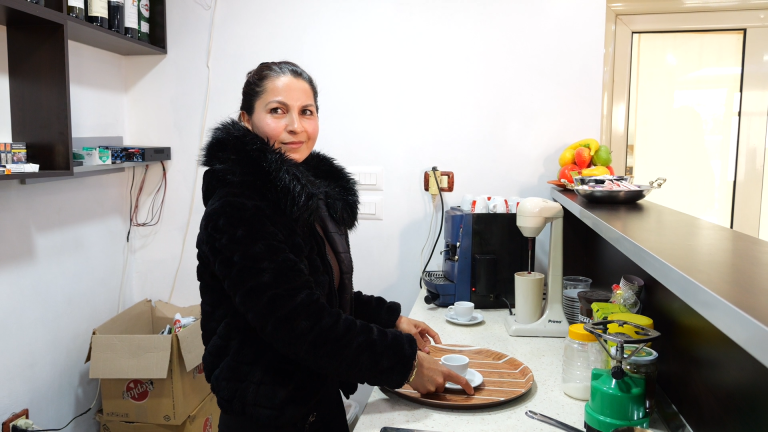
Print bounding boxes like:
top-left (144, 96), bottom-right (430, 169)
top-left (488, 196), bottom-right (509, 213)
top-left (470, 197), bottom-right (489, 213)
top-left (447, 301), bottom-right (474, 322)
top-left (441, 354), bottom-right (469, 377)
top-left (460, 194), bottom-right (473, 211)
top-left (507, 197), bottom-right (521, 213)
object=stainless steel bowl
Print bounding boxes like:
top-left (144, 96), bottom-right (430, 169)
top-left (574, 176), bottom-right (633, 186)
top-left (570, 178), bottom-right (666, 204)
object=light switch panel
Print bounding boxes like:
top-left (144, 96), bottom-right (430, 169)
top-left (348, 166), bottom-right (384, 191)
top-left (358, 195), bottom-right (383, 220)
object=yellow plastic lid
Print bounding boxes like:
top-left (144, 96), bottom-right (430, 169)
top-left (568, 324), bottom-right (597, 342)
top-left (607, 313), bottom-right (654, 328)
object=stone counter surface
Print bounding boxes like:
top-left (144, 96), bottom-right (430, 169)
top-left (355, 290), bottom-right (607, 432)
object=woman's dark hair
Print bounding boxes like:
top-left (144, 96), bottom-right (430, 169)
top-left (240, 61), bottom-right (319, 116)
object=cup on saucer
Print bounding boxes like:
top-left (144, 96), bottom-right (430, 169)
top-left (447, 301), bottom-right (474, 322)
top-left (440, 354), bottom-right (469, 377)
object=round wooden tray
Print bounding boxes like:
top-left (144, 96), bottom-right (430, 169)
top-left (388, 344), bottom-right (534, 409)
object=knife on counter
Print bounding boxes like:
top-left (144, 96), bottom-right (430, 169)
top-left (380, 428), bottom-right (440, 432)
top-left (525, 410), bottom-right (584, 432)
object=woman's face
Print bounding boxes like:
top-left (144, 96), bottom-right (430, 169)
top-left (241, 76), bottom-right (319, 163)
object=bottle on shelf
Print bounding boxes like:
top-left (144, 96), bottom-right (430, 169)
top-left (124, 0), bottom-right (139, 39)
top-left (68, 0), bottom-right (85, 20)
top-left (108, 0), bottom-right (125, 34)
top-left (138, 0), bottom-right (150, 43)
top-left (86, 0), bottom-right (109, 28)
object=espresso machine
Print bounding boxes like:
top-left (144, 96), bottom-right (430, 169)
top-left (421, 206), bottom-right (533, 309)
top-left (504, 197), bottom-right (569, 337)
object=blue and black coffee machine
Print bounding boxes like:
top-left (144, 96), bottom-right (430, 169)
top-left (422, 206), bottom-right (534, 308)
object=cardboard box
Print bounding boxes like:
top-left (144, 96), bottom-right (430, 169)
top-left (87, 300), bottom-right (210, 425)
top-left (97, 392), bottom-right (219, 432)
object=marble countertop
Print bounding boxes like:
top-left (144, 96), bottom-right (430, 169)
top-left (354, 289), bottom-right (589, 432)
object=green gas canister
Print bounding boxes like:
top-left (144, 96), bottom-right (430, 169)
top-left (582, 320), bottom-right (661, 432)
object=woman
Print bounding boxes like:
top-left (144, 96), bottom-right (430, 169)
top-left (197, 61), bottom-right (472, 431)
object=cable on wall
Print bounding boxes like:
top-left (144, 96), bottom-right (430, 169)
top-left (117, 162), bottom-right (167, 313)
top-left (167, 0), bottom-right (219, 303)
top-left (129, 162), bottom-right (168, 229)
top-left (418, 168), bottom-right (445, 289)
top-left (31, 382), bottom-right (100, 431)
top-left (419, 194), bottom-right (438, 273)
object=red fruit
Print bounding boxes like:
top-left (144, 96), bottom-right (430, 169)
top-left (574, 147), bottom-right (592, 169)
top-left (558, 164), bottom-right (579, 184)
top-left (606, 165), bottom-right (615, 176)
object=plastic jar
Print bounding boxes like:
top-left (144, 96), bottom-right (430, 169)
top-left (562, 324), bottom-right (606, 400)
top-left (622, 345), bottom-right (658, 416)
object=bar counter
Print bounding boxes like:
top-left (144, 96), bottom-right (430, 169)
top-left (550, 188), bottom-right (768, 367)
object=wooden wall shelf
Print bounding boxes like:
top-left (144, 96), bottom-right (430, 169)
top-left (0, 0), bottom-right (167, 182)
top-left (3, 170), bottom-right (72, 181)
top-left (20, 161), bottom-right (165, 184)
top-left (65, 15), bottom-right (166, 55)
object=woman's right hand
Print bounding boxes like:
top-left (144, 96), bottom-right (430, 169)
top-left (408, 351), bottom-right (475, 395)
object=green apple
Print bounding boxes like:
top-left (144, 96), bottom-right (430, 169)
top-left (592, 145), bottom-right (612, 167)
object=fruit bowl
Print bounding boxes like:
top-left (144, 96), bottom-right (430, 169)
top-left (568, 177), bottom-right (667, 204)
top-left (574, 176), bottom-right (633, 186)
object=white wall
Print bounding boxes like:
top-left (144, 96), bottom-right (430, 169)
top-left (120, 2), bottom-right (214, 308)
top-left (0, 40), bottom-right (128, 430)
top-left (167, 0), bottom-right (606, 302)
top-left (1, 0), bottom-right (605, 428)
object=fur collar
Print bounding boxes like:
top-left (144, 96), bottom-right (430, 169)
top-left (200, 119), bottom-right (359, 230)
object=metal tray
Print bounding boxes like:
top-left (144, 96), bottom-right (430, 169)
top-left (568, 177), bottom-right (666, 204)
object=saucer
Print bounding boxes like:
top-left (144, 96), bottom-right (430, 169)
top-left (444, 311), bottom-right (484, 325)
top-left (445, 368), bottom-right (484, 390)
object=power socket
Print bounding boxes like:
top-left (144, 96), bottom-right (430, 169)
top-left (2, 410), bottom-right (29, 432)
top-left (11, 420), bottom-right (35, 432)
top-left (423, 169), bottom-right (454, 193)
top-left (428, 169), bottom-right (441, 194)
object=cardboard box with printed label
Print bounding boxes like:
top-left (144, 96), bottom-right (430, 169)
top-left (87, 299), bottom-right (210, 425)
top-left (97, 392), bottom-right (219, 432)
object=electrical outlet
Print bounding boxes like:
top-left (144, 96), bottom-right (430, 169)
top-left (11, 419), bottom-right (35, 431)
top-left (428, 169), bottom-right (441, 194)
top-left (2, 409), bottom-right (29, 432)
top-left (423, 170), bottom-right (454, 193)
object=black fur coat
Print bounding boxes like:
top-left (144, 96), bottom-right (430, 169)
top-left (196, 119), bottom-right (417, 427)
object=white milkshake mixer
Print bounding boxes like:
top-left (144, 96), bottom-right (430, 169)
top-left (505, 197), bottom-right (570, 337)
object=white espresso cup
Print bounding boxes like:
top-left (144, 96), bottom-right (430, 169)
top-left (470, 197), bottom-right (489, 213)
top-left (488, 196), bottom-right (510, 213)
top-left (514, 272), bottom-right (545, 324)
top-left (447, 301), bottom-right (474, 322)
top-left (441, 354), bottom-right (469, 377)
top-left (460, 194), bottom-right (473, 211)
top-left (507, 197), bottom-right (521, 213)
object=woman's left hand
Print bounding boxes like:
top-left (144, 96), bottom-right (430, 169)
top-left (395, 316), bottom-right (442, 354)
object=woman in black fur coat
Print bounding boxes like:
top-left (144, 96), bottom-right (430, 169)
top-left (197, 62), bottom-right (473, 432)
